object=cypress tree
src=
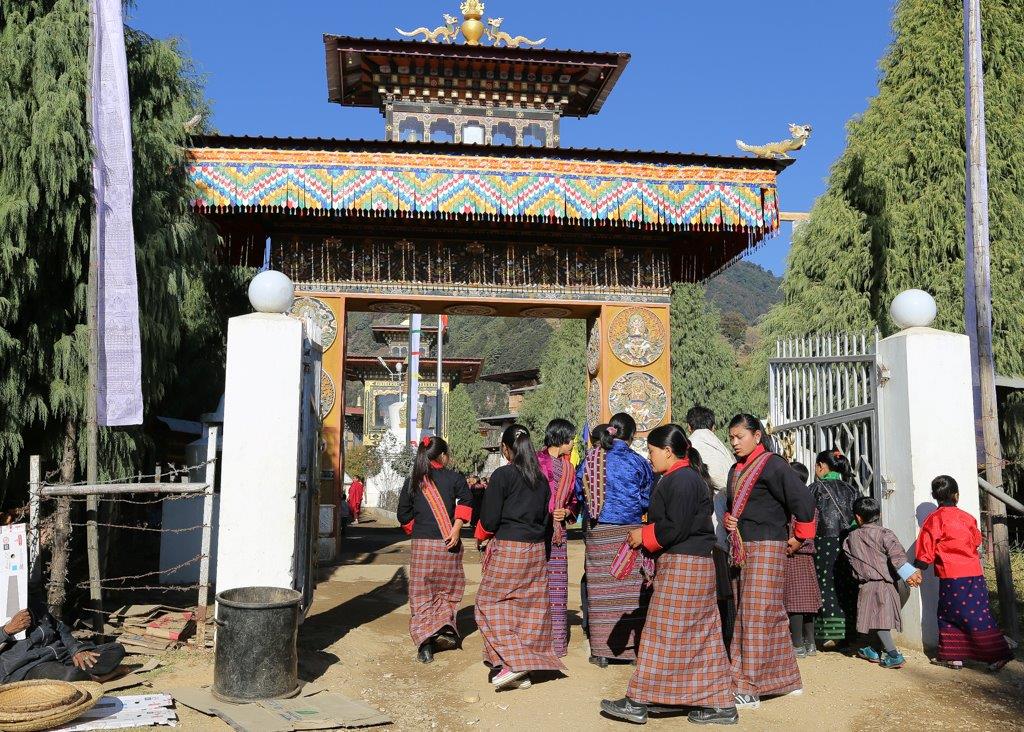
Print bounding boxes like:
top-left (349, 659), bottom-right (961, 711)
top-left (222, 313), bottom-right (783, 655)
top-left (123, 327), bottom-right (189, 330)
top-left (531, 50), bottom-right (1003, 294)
top-left (0, 1), bottom-right (216, 495)
top-left (446, 384), bottom-right (485, 474)
top-left (518, 320), bottom-right (586, 436)
top-left (670, 284), bottom-right (750, 433)
top-left (760, 0), bottom-right (1024, 487)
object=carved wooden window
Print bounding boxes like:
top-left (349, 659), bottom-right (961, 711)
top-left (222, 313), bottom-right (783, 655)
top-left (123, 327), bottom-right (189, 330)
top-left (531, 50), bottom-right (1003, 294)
top-left (398, 118), bottom-right (425, 143)
top-left (523, 123), bottom-right (547, 147)
top-left (430, 119), bottom-right (456, 143)
top-left (492, 122), bottom-right (516, 146)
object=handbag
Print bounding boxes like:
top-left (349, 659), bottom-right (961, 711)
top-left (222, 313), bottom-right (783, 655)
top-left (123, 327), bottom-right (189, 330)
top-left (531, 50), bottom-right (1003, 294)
top-left (609, 539), bottom-right (656, 584)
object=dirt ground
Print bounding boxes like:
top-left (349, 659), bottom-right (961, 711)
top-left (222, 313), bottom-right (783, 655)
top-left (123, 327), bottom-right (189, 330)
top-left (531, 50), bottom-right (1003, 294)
top-left (142, 512), bottom-right (1024, 731)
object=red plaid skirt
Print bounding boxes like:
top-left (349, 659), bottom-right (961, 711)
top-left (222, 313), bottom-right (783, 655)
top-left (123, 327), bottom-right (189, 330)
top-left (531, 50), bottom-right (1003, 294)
top-left (731, 541), bottom-right (802, 696)
top-left (409, 539), bottom-right (465, 647)
top-left (475, 539), bottom-right (566, 673)
top-left (627, 554), bottom-right (734, 708)
top-left (784, 553), bottom-right (822, 614)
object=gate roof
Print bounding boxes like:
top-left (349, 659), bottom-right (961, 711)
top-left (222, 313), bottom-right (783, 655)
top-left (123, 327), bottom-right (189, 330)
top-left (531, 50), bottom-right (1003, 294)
top-left (187, 135), bottom-right (789, 236)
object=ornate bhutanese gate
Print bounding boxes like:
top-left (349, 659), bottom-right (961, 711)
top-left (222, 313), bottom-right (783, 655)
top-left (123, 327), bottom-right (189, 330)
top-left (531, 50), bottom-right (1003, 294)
top-left (185, 24), bottom-right (790, 513)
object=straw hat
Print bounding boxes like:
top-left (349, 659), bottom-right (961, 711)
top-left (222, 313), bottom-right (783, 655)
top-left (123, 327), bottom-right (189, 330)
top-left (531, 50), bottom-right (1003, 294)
top-left (0, 680), bottom-right (101, 732)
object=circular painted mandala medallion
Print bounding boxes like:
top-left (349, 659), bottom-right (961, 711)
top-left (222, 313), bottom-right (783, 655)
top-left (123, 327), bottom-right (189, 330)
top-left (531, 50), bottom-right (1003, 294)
top-left (368, 301), bottom-right (418, 314)
top-left (607, 371), bottom-right (667, 432)
top-left (587, 379), bottom-right (602, 426)
top-left (290, 297), bottom-right (338, 351)
top-left (520, 306), bottom-right (572, 319)
top-left (586, 325), bottom-right (601, 376)
top-left (320, 371), bottom-right (337, 419)
top-left (445, 304), bottom-right (497, 316)
top-left (609, 308), bottom-right (665, 367)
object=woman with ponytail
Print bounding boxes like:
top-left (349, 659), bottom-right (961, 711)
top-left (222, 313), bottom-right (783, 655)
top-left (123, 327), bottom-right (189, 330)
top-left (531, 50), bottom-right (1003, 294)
top-left (722, 414), bottom-right (815, 709)
top-left (601, 424), bottom-right (738, 726)
top-left (810, 449), bottom-right (860, 646)
top-left (397, 436), bottom-right (473, 664)
top-left (474, 425), bottom-right (565, 690)
top-left (537, 418), bottom-right (579, 658)
top-left (574, 412), bottom-right (655, 667)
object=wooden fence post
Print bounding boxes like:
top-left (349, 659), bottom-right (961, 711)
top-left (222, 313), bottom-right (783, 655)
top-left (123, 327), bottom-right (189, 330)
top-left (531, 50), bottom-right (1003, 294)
top-left (28, 457), bottom-right (42, 592)
top-left (196, 425), bottom-right (218, 647)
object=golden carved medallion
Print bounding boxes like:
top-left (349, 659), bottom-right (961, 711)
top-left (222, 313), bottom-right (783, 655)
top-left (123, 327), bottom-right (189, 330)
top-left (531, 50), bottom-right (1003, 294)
top-left (290, 297), bottom-right (338, 351)
top-left (609, 308), bottom-right (665, 367)
top-left (608, 371), bottom-right (667, 432)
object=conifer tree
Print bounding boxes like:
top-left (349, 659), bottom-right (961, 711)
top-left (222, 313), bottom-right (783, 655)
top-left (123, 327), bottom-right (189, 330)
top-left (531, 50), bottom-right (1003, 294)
top-left (518, 320), bottom-right (586, 436)
top-left (760, 0), bottom-right (1024, 486)
top-left (0, 1), bottom-right (216, 494)
top-left (670, 284), bottom-right (750, 433)
top-left (446, 384), bottom-right (486, 474)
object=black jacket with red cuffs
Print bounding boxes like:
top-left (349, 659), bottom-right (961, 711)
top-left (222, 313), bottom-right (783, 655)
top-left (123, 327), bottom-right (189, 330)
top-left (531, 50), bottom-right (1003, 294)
top-left (724, 447), bottom-right (816, 542)
top-left (474, 464), bottom-right (550, 543)
top-left (640, 461), bottom-right (717, 556)
top-left (397, 467), bottom-right (473, 540)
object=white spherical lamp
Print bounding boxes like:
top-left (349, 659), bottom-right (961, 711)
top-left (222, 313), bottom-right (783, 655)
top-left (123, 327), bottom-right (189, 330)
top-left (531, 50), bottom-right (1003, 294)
top-left (247, 270), bottom-right (294, 314)
top-left (890, 289), bottom-right (937, 329)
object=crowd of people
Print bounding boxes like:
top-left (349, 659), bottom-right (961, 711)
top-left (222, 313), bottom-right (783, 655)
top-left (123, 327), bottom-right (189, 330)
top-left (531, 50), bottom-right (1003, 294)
top-left (393, 407), bottom-right (1014, 726)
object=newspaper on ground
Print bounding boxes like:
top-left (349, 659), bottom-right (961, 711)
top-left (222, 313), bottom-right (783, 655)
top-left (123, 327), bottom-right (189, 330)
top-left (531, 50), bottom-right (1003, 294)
top-left (53, 694), bottom-right (176, 730)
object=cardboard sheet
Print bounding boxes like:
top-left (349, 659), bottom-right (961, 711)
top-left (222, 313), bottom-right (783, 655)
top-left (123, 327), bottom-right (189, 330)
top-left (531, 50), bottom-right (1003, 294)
top-left (168, 685), bottom-right (390, 731)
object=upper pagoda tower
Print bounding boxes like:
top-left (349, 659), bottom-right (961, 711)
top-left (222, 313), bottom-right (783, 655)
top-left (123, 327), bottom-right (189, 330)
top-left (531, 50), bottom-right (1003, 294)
top-left (323, 1), bottom-right (629, 148)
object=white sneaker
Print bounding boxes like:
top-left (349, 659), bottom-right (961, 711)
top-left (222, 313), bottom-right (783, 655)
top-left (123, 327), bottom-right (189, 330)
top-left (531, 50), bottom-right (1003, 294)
top-left (734, 693), bottom-right (761, 709)
top-left (491, 669), bottom-right (527, 688)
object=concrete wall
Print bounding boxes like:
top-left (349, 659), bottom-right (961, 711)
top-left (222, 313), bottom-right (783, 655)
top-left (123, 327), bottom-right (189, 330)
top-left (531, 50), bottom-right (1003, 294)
top-left (216, 313), bottom-right (304, 593)
top-left (877, 326), bottom-right (980, 651)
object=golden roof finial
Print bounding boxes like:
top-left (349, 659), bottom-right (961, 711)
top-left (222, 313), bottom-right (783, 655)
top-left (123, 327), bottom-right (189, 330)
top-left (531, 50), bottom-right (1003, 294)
top-left (460, 0), bottom-right (485, 18)
top-left (460, 0), bottom-right (486, 45)
top-left (396, 3), bottom-right (545, 49)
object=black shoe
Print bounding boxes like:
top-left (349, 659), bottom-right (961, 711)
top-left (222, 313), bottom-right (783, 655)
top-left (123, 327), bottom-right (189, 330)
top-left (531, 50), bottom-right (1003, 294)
top-left (417, 640), bottom-right (434, 664)
top-left (434, 630), bottom-right (459, 651)
top-left (589, 655), bottom-right (610, 668)
top-left (600, 697), bottom-right (648, 724)
top-left (688, 707), bottom-right (739, 726)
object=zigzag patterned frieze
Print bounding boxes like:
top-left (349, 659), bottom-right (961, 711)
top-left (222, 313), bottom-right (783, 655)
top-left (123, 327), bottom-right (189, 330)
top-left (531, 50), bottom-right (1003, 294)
top-left (187, 148), bottom-right (780, 231)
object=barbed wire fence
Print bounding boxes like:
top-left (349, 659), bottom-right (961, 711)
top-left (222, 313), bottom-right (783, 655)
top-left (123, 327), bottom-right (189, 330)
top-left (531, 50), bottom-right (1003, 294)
top-left (28, 426), bottom-right (219, 648)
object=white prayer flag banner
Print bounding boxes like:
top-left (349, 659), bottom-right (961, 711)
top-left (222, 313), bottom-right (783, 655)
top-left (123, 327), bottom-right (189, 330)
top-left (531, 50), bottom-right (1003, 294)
top-left (91, 0), bottom-right (143, 426)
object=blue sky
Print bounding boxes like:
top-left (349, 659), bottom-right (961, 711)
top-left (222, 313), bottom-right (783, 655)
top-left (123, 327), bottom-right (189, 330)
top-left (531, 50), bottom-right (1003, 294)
top-left (129, 1), bottom-right (894, 276)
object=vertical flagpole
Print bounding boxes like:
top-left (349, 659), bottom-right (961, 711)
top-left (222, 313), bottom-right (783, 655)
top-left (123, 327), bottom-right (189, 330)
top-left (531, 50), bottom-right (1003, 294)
top-left (963, 0), bottom-right (1018, 640)
top-left (85, 0), bottom-right (103, 632)
top-left (435, 316), bottom-right (444, 438)
top-left (406, 314), bottom-right (422, 445)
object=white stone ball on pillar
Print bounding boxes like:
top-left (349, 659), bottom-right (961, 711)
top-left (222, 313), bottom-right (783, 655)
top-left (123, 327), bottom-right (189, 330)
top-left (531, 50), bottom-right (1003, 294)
top-left (247, 270), bottom-right (294, 313)
top-left (890, 289), bottom-right (937, 329)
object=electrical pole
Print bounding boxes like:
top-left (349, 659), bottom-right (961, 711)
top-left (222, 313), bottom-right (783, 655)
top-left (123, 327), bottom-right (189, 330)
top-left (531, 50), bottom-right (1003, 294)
top-left (963, 0), bottom-right (1018, 640)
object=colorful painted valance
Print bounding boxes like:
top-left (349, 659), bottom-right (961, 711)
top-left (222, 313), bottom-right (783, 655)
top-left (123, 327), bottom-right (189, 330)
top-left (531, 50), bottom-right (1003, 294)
top-left (187, 148), bottom-right (780, 232)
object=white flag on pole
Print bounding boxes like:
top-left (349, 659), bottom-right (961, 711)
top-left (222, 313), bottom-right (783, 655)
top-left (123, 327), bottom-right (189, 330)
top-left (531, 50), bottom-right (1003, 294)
top-left (91, 0), bottom-right (143, 426)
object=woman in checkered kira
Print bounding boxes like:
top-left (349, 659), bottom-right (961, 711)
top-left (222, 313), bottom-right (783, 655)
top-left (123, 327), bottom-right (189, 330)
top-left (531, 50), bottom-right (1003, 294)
top-left (723, 414), bottom-right (816, 710)
top-left (397, 436), bottom-right (474, 665)
top-left (474, 425), bottom-right (566, 690)
top-left (601, 424), bottom-right (739, 726)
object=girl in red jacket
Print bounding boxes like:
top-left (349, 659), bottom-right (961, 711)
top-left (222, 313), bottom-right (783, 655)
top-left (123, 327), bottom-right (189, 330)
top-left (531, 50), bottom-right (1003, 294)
top-left (915, 475), bottom-right (1012, 671)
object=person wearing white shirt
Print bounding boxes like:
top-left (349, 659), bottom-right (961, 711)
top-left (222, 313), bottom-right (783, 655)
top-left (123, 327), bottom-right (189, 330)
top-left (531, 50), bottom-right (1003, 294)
top-left (686, 405), bottom-right (737, 651)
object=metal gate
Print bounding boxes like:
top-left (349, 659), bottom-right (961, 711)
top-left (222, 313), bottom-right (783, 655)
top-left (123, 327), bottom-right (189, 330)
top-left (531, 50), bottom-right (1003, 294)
top-left (768, 333), bottom-right (880, 499)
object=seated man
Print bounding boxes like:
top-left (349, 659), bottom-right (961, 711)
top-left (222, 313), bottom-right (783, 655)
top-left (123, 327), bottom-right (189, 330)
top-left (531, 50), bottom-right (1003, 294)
top-left (0, 607), bottom-right (125, 683)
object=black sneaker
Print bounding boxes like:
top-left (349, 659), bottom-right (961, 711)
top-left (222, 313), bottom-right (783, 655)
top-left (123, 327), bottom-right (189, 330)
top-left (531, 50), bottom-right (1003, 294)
top-left (417, 640), bottom-right (434, 664)
top-left (433, 630), bottom-right (459, 651)
top-left (589, 655), bottom-right (610, 668)
top-left (794, 644), bottom-right (807, 659)
top-left (600, 697), bottom-right (648, 724)
top-left (688, 707), bottom-right (739, 725)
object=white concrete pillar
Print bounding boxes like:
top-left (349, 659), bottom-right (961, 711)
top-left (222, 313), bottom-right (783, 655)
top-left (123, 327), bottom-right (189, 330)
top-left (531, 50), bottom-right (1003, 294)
top-left (216, 313), bottom-right (304, 592)
top-left (877, 326), bottom-right (981, 651)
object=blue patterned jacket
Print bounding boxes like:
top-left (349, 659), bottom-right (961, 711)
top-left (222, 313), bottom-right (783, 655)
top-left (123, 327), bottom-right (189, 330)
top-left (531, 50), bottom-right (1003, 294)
top-left (574, 440), bottom-right (654, 525)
